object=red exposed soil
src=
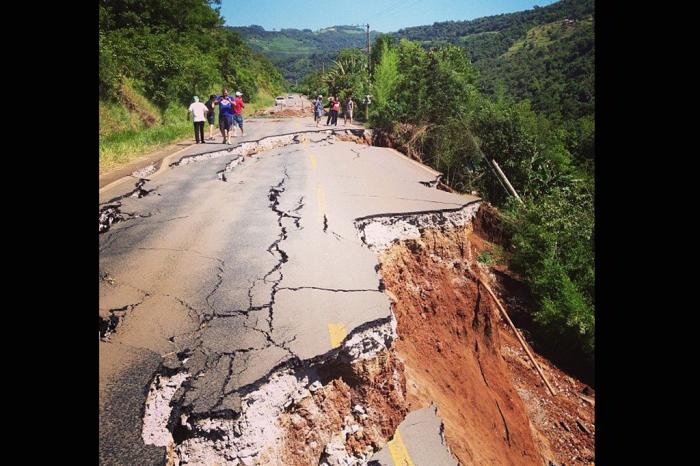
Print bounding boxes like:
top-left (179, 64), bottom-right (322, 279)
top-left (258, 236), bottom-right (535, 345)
top-left (253, 107), bottom-right (313, 118)
top-left (279, 351), bottom-right (408, 465)
top-left (277, 205), bottom-right (594, 465)
top-left (473, 202), bottom-right (513, 247)
top-left (381, 227), bottom-right (544, 465)
top-left (379, 219), bottom-right (595, 466)
top-left (333, 132), bottom-right (372, 145)
top-left (499, 330), bottom-right (595, 465)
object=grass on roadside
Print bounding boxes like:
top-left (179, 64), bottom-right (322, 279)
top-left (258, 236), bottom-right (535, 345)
top-left (245, 89), bottom-right (276, 116)
top-left (99, 86), bottom-right (282, 174)
top-left (99, 122), bottom-right (191, 174)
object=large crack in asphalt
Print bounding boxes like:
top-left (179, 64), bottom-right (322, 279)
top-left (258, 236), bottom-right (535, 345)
top-left (132, 136), bottom-right (483, 465)
top-left (99, 178), bottom-right (158, 234)
top-left (170, 128), bottom-right (371, 174)
top-left (102, 131), bottom-right (385, 264)
top-left (354, 201), bottom-right (482, 252)
top-left (418, 173), bottom-right (442, 188)
top-left (170, 315), bottom-right (399, 465)
top-left (152, 208), bottom-right (485, 465)
top-left (139, 165), bottom-right (307, 462)
top-left (204, 258), bottom-right (226, 317)
top-left (263, 169), bottom-right (291, 335)
top-left (99, 296), bottom-right (149, 341)
top-left (136, 154), bottom-right (398, 465)
top-left (100, 129), bottom-right (369, 236)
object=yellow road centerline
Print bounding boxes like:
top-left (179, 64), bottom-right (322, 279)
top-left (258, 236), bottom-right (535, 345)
top-left (308, 153), bottom-right (317, 170)
top-left (387, 429), bottom-right (416, 466)
top-left (327, 323), bottom-right (348, 348)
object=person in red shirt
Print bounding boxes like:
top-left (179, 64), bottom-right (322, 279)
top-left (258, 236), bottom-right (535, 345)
top-left (331, 98), bottom-right (340, 126)
top-left (233, 91), bottom-right (246, 137)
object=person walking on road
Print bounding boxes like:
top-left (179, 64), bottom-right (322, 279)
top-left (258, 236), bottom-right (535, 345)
top-left (233, 91), bottom-right (245, 137)
top-left (215, 88), bottom-right (235, 144)
top-left (344, 96), bottom-right (354, 125)
top-left (187, 96), bottom-right (208, 144)
top-left (325, 97), bottom-right (335, 126)
top-left (205, 94), bottom-right (216, 140)
top-left (331, 97), bottom-right (340, 126)
top-left (314, 95), bottom-right (323, 127)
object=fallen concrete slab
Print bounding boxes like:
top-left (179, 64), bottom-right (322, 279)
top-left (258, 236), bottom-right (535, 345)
top-left (369, 405), bottom-right (459, 466)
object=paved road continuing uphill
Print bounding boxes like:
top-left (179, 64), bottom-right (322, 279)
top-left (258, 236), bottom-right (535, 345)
top-left (99, 115), bottom-right (479, 465)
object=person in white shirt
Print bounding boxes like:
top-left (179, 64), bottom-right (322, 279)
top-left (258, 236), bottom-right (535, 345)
top-left (187, 96), bottom-right (209, 144)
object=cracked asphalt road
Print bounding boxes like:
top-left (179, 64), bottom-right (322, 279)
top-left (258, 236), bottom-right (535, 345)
top-left (99, 117), bottom-right (478, 465)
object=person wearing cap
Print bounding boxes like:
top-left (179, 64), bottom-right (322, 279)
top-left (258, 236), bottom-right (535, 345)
top-left (313, 95), bottom-right (323, 127)
top-left (232, 91), bottom-right (245, 137)
top-left (214, 88), bottom-right (235, 144)
top-left (187, 96), bottom-right (209, 144)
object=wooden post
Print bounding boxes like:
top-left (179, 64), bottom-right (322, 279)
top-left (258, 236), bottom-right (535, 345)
top-left (491, 159), bottom-right (524, 204)
top-left (366, 23), bottom-right (371, 75)
top-left (480, 277), bottom-right (557, 396)
top-left (467, 266), bottom-right (557, 396)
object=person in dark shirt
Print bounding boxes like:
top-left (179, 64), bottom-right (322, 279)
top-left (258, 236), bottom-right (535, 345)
top-left (204, 94), bottom-right (216, 140)
top-left (325, 97), bottom-right (335, 126)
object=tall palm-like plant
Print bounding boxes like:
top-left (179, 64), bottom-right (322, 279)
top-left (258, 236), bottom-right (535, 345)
top-left (323, 49), bottom-right (368, 100)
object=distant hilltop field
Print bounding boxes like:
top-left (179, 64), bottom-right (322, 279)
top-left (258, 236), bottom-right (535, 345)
top-left (228, 25), bottom-right (380, 82)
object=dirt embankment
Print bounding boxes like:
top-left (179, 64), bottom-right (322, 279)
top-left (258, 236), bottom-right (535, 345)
top-left (371, 123), bottom-right (430, 164)
top-left (378, 207), bottom-right (595, 465)
top-left (279, 351), bottom-right (408, 465)
top-left (253, 106), bottom-right (313, 118)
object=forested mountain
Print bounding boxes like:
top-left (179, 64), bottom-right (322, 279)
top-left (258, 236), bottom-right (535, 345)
top-left (229, 25), bottom-right (379, 82)
top-left (392, 0), bottom-right (594, 137)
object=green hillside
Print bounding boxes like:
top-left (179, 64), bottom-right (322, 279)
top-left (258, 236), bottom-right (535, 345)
top-left (391, 0), bottom-right (594, 162)
top-left (480, 16), bottom-right (593, 123)
top-left (99, 0), bottom-right (286, 172)
top-left (229, 25), bottom-right (380, 82)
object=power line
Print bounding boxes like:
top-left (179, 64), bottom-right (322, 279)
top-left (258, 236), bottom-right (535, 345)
top-left (373, 0), bottom-right (422, 21)
top-left (365, 0), bottom-right (405, 20)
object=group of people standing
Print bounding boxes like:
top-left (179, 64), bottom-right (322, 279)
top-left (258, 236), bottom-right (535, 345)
top-left (187, 88), bottom-right (245, 145)
top-left (190, 90), bottom-right (354, 143)
top-left (313, 95), bottom-right (354, 128)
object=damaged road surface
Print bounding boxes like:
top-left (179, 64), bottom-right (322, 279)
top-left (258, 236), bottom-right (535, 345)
top-left (99, 117), bottom-right (480, 465)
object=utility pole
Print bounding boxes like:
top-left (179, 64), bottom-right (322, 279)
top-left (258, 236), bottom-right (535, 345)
top-left (366, 23), bottom-right (371, 75)
top-left (491, 159), bottom-right (524, 204)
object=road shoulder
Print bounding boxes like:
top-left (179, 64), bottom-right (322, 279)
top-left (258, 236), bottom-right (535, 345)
top-left (99, 139), bottom-right (196, 192)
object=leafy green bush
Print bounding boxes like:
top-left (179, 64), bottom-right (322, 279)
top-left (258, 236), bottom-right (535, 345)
top-left (162, 101), bottom-right (186, 126)
top-left (355, 35), bottom-right (594, 375)
top-left (99, 0), bottom-right (286, 172)
top-left (99, 0), bottom-right (286, 108)
top-left (371, 41), bottom-right (399, 111)
top-left (471, 98), bottom-right (576, 203)
top-left (508, 181), bottom-right (594, 366)
top-left (323, 48), bottom-right (369, 101)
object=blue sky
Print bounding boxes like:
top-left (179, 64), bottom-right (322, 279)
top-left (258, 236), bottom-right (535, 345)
top-left (220, 0), bottom-right (559, 33)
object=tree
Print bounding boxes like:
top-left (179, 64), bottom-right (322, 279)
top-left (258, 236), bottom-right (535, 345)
top-left (323, 48), bottom-right (368, 101)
